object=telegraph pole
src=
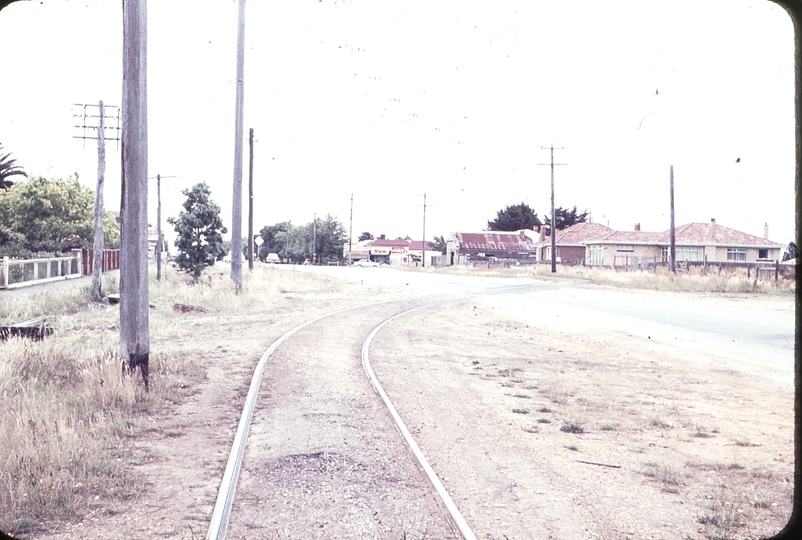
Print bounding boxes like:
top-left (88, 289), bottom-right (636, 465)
top-left (230, 0), bottom-right (246, 288)
top-left (148, 174), bottom-right (176, 281)
top-left (348, 193), bottom-right (353, 265)
top-left (120, 0), bottom-right (150, 388)
top-left (539, 145), bottom-right (566, 273)
top-left (72, 101), bottom-right (120, 300)
top-left (248, 128), bottom-right (254, 270)
top-left (669, 165), bottom-right (676, 274)
top-left (422, 193), bottom-right (427, 267)
top-left (312, 213), bottom-right (317, 264)
top-left (416, 193), bottom-right (433, 267)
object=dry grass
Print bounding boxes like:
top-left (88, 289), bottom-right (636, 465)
top-left (0, 263), bottom-right (327, 535)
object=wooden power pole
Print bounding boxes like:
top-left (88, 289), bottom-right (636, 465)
top-left (230, 0), bottom-right (246, 288)
top-left (91, 101), bottom-right (106, 300)
top-left (72, 101), bottom-right (120, 299)
top-left (248, 127), bottom-right (254, 270)
top-left (120, 0), bottom-right (150, 388)
top-left (669, 165), bottom-right (676, 274)
top-left (539, 144), bottom-right (566, 273)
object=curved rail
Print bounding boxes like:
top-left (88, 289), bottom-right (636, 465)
top-left (361, 305), bottom-right (478, 540)
top-left (206, 301), bottom-right (391, 540)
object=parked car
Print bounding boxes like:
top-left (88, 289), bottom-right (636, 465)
top-left (265, 253), bottom-right (280, 264)
top-left (353, 259), bottom-right (379, 267)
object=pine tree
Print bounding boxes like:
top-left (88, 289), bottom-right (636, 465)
top-left (167, 183), bottom-right (228, 278)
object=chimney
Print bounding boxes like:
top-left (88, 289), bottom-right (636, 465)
top-left (380, 234), bottom-right (385, 240)
top-left (539, 225), bottom-right (546, 242)
top-left (634, 223), bottom-right (640, 231)
top-left (705, 218), bottom-right (717, 243)
top-left (763, 222), bottom-right (769, 240)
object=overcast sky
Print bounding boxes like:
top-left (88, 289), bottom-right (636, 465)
top-left (0, 0), bottom-right (795, 246)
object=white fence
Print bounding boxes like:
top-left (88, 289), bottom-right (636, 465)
top-left (1, 254), bottom-right (83, 290)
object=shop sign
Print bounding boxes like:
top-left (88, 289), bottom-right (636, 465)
top-left (370, 247), bottom-right (391, 255)
top-left (391, 246), bottom-right (407, 254)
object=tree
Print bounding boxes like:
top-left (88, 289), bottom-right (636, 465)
top-left (543, 206), bottom-right (589, 233)
top-left (257, 221), bottom-right (292, 260)
top-left (358, 231), bottom-right (374, 241)
top-left (314, 214), bottom-right (348, 263)
top-left (167, 183), bottom-right (228, 278)
top-left (0, 175), bottom-right (117, 255)
top-left (487, 203), bottom-right (541, 231)
top-left (430, 235), bottom-right (447, 254)
top-left (0, 143), bottom-right (27, 190)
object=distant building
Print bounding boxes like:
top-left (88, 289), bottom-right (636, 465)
top-left (533, 222), bottom-right (613, 264)
top-left (343, 235), bottom-right (438, 266)
top-left (446, 229), bottom-right (537, 265)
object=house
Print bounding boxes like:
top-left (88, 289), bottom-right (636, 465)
top-left (534, 222), bottom-right (613, 264)
top-left (446, 230), bottom-right (538, 265)
top-left (583, 219), bottom-right (783, 267)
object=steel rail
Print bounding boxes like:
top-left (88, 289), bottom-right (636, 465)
top-left (361, 305), bottom-right (478, 540)
top-left (206, 301), bottom-right (395, 540)
top-left (208, 284), bottom-right (534, 539)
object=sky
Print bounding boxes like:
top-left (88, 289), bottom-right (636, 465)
top-left (0, 0), bottom-right (795, 246)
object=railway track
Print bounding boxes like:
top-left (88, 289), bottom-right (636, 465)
top-left (207, 299), bottom-right (477, 540)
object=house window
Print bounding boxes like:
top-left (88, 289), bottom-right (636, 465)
top-left (588, 245), bottom-right (602, 266)
top-left (661, 246), bottom-right (669, 263)
top-left (758, 249), bottom-right (771, 260)
top-left (617, 245), bottom-right (634, 252)
top-left (676, 246), bottom-right (700, 262)
top-left (727, 248), bottom-right (747, 262)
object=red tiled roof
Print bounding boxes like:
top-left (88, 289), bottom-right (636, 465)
top-left (592, 229), bottom-right (665, 243)
top-left (584, 222), bottom-right (783, 246)
top-left (665, 222), bottom-right (782, 246)
top-left (456, 231), bottom-right (534, 250)
top-left (550, 222), bottom-right (613, 245)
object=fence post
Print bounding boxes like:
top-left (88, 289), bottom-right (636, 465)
top-left (775, 260), bottom-right (779, 282)
top-left (2, 256), bottom-right (7, 288)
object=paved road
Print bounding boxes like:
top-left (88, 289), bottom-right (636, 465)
top-left (0, 271), bottom-right (119, 302)
top-left (297, 265), bottom-right (796, 386)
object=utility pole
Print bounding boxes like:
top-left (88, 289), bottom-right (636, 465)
top-left (120, 0), bottom-right (150, 389)
top-left (669, 165), bottom-right (676, 274)
top-left (147, 174), bottom-right (176, 281)
top-left (422, 193), bottom-right (426, 267)
top-left (230, 0), bottom-right (246, 289)
top-left (348, 193), bottom-right (353, 265)
top-left (72, 102), bottom-right (120, 300)
top-left (248, 128), bottom-right (254, 270)
top-left (312, 213), bottom-right (317, 264)
top-left (417, 193), bottom-right (433, 267)
top-left (92, 102), bottom-right (106, 300)
top-left (539, 145), bottom-right (566, 273)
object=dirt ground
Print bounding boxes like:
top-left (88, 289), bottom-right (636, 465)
top-left (21, 269), bottom-right (794, 540)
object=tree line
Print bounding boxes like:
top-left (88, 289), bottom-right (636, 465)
top-left (487, 202), bottom-right (589, 234)
top-left (0, 174), bottom-right (120, 258)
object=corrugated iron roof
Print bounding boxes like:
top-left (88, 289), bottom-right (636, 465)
top-left (456, 231), bottom-right (534, 250)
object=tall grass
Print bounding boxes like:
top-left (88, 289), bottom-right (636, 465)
top-left (0, 263), bottom-right (346, 535)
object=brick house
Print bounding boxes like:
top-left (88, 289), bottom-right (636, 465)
top-left (584, 219), bottom-right (783, 267)
top-left (533, 222), bottom-right (613, 264)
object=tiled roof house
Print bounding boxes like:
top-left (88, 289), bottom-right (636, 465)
top-left (583, 219), bottom-right (783, 266)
